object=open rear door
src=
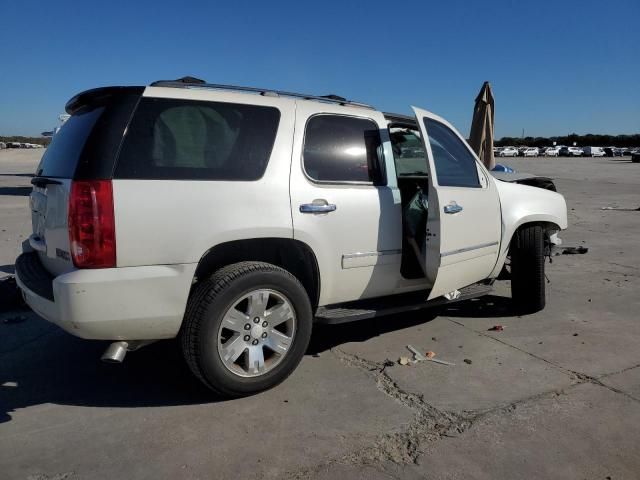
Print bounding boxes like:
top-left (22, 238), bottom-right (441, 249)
top-left (412, 107), bottom-right (501, 300)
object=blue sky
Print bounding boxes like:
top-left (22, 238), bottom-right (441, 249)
top-left (1, 0), bottom-right (638, 138)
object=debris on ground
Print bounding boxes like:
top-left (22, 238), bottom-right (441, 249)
top-left (431, 336), bottom-right (437, 341)
top-left (380, 359), bottom-right (395, 372)
top-left (573, 333), bottom-right (579, 337)
top-left (398, 356), bottom-right (411, 366)
top-left (557, 246), bottom-right (589, 255)
top-left (601, 206), bottom-right (640, 211)
top-left (463, 358), bottom-right (473, 365)
top-left (406, 345), bottom-right (455, 366)
top-left (488, 325), bottom-right (504, 332)
top-left (425, 351), bottom-right (436, 359)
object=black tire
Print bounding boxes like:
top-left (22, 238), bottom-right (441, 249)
top-left (180, 261), bottom-right (313, 397)
top-left (510, 225), bottom-right (546, 314)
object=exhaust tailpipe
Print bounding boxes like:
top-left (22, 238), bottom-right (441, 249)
top-left (100, 340), bottom-right (156, 363)
top-left (101, 341), bottom-right (129, 363)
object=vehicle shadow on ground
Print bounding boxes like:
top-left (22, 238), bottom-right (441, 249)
top-left (308, 311), bottom-right (439, 355)
top-left (0, 186), bottom-right (32, 196)
top-left (307, 294), bottom-right (515, 354)
top-left (436, 294), bottom-right (515, 318)
top-left (0, 294), bottom-right (514, 423)
top-left (0, 325), bottom-right (218, 424)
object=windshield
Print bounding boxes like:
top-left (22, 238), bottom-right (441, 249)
top-left (389, 126), bottom-right (429, 176)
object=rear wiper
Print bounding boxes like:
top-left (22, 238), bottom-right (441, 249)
top-left (31, 176), bottom-right (62, 188)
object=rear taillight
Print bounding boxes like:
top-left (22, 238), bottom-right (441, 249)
top-left (68, 180), bottom-right (116, 268)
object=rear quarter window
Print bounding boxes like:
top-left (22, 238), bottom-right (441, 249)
top-left (36, 107), bottom-right (105, 178)
top-left (114, 98), bottom-right (281, 180)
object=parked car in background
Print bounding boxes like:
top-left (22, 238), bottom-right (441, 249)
top-left (582, 146), bottom-right (605, 157)
top-left (523, 148), bottom-right (539, 157)
top-left (568, 147), bottom-right (584, 156)
top-left (499, 146), bottom-right (519, 157)
top-left (559, 146), bottom-right (583, 156)
top-left (542, 147), bottom-right (559, 157)
top-left (603, 147), bottom-right (619, 157)
top-left (0, 142), bottom-right (6, 149)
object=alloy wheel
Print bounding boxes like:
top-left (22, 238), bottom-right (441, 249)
top-left (217, 289), bottom-right (296, 377)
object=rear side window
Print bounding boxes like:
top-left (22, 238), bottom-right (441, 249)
top-left (115, 98), bottom-right (280, 180)
top-left (303, 115), bottom-right (382, 183)
top-left (36, 107), bottom-right (104, 178)
top-left (424, 118), bottom-right (480, 188)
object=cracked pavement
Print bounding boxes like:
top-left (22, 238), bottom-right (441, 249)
top-left (1, 151), bottom-right (639, 479)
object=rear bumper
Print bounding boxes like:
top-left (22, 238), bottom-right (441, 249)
top-left (15, 252), bottom-right (197, 340)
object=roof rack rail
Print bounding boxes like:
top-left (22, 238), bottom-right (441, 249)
top-left (149, 78), bottom-right (375, 109)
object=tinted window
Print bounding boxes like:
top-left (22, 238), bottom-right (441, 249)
top-left (36, 107), bottom-right (105, 178)
top-left (115, 98), bottom-right (280, 180)
top-left (389, 126), bottom-right (428, 176)
top-left (303, 115), bottom-right (382, 183)
top-left (424, 118), bottom-right (480, 187)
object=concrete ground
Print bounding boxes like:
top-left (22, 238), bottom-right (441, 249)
top-left (1, 149), bottom-right (639, 480)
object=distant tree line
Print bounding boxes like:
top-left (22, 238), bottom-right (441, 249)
top-left (495, 133), bottom-right (640, 148)
top-left (0, 136), bottom-right (51, 146)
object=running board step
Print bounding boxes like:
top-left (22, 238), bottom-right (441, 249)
top-left (314, 283), bottom-right (492, 325)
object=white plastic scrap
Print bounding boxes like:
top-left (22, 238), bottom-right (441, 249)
top-left (444, 289), bottom-right (461, 301)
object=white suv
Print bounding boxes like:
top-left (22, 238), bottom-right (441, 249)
top-left (16, 78), bottom-right (567, 396)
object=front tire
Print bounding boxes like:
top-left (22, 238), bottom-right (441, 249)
top-left (510, 225), bottom-right (546, 314)
top-left (181, 262), bottom-right (313, 397)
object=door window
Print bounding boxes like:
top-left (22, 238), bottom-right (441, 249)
top-left (424, 118), bottom-right (480, 188)
top-left (389, 126), bottom-right (428, 176)
top-left (303, 115), bottom-right (383, 184)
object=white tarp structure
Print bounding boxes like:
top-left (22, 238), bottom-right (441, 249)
top-left (469, 81), bottom-right (495, 170)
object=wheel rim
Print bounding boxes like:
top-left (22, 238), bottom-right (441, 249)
top-left (217, 289), bottom-right (296, 378)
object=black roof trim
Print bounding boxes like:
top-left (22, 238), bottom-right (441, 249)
top-left (65, 86), bottom-right (144, 114)
top-left (149, 77), bottom-right (375, 109)
top-left (383, 112), bottom-right (417, 124)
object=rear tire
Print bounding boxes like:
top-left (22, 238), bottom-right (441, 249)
top-left (181, 262), bottom-right (313, 397)
top-left (510, 225), bottom-right (546, 314)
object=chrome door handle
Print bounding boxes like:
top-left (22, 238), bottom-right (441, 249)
top-left (299, 203), bottom-right (337, 214)
top-left (443, 203), bottom-right (463, 214)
